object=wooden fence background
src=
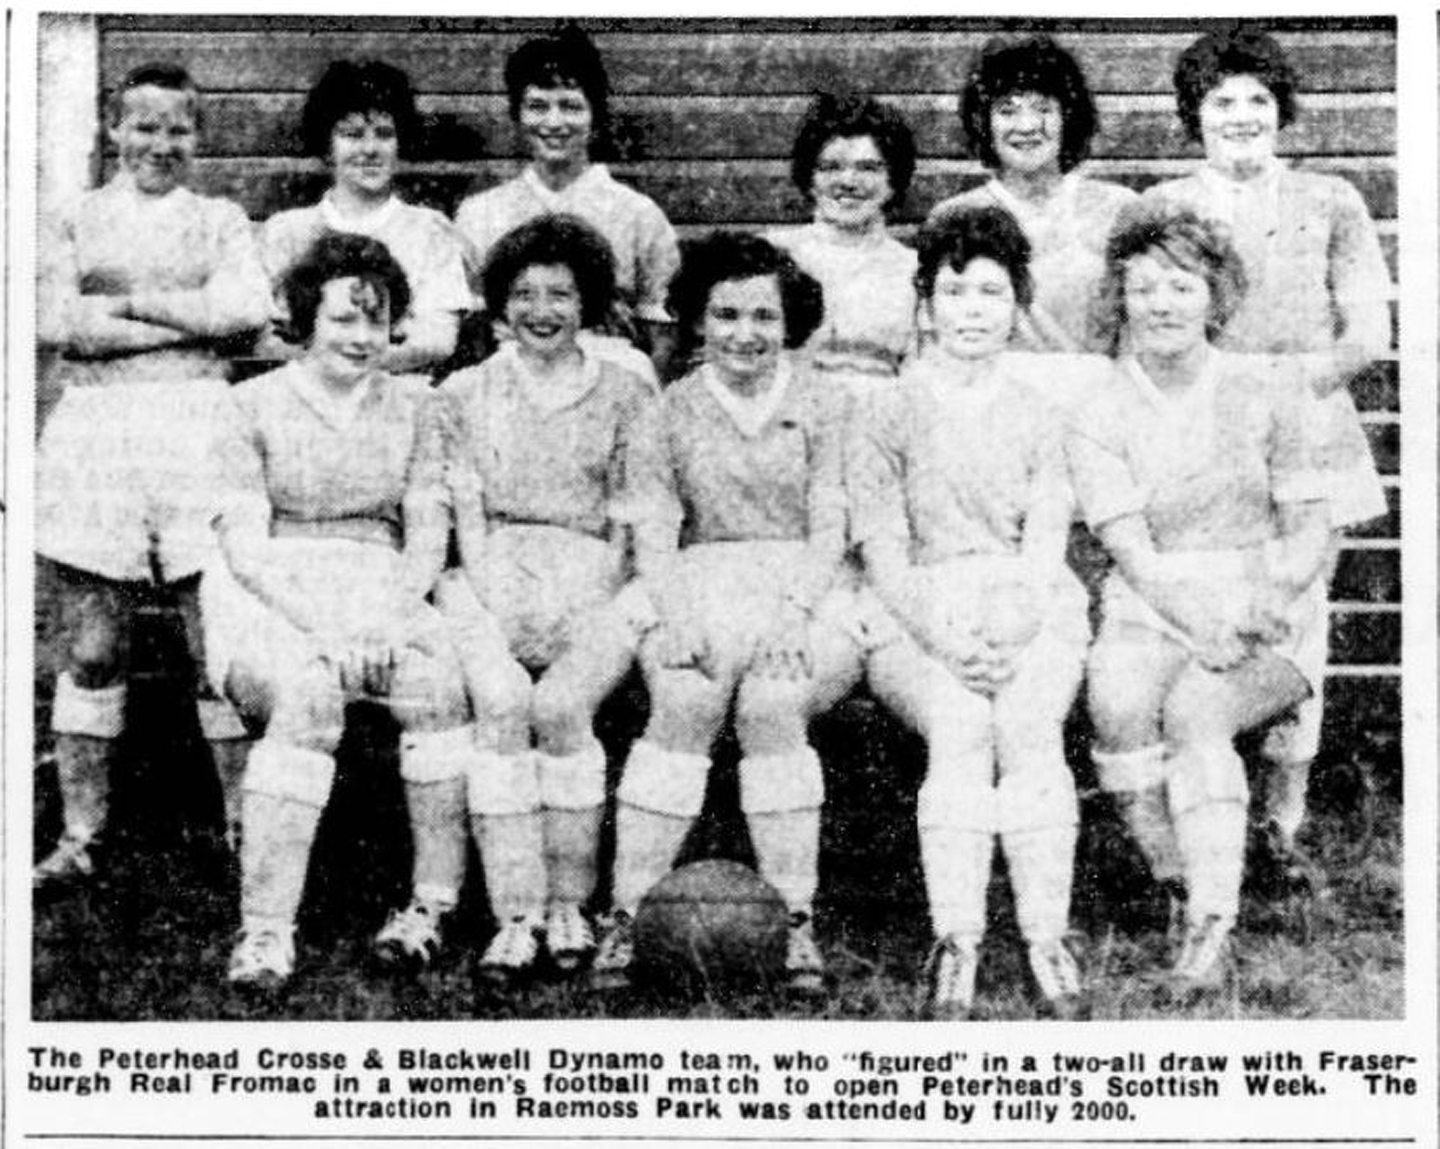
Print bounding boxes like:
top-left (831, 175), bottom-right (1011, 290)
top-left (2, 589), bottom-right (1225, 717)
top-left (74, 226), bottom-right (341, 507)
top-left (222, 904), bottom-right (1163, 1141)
top-left (79, 14), bottom-right (1400, 754)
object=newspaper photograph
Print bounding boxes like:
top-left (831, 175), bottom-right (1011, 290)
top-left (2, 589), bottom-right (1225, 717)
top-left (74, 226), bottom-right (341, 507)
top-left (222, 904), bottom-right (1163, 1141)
top-left (5, 2), bottom-right (1436, 1146)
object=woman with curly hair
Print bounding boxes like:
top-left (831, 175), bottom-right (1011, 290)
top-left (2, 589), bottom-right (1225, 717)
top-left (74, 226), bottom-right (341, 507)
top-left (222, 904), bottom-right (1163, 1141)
top-left (1142, 26), bottom-right (1390, 881)
top-left (928, 35), bottom-right (1135, 351)
top-left (260, 59), bottom-right (471, 374)
top-left (426, 214), bottom-right (656, 984)
top-left (593, 232), bottom-right (863, 998)
top-left (766, 91), bottom-right (919, 393)
top-left (850, 207), bottom-right (1089, 1019)
top-left (1071, 205), bottom-right (1331, 995)
top-left (209, 233), bottom-right (469, 989)
top-left (455, 26), bottom-right (680, 373)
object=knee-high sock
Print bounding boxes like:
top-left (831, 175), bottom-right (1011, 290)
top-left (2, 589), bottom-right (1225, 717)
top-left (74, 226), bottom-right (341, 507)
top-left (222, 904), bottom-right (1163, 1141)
top-left (612, 741), bottom-right (710, 914)
top-left (537, 739), bottom-right (608, 908)
top-left (238, 740), bottom-right (336, 928)
top-left (52, 734), bottom-right (116, 845)
top-left (739, 747), bottom-right (824, 916)
top-left (468, 748), bottom-right (545, 922)
top-left (1094, 744), bottom-right (1182, 884)
top-left (1168, 740), bottom-right (1249, 927)
top-left (997, 768), bottom-right (1079, 945)
top-left (916, 741), bottom-right (995, 942)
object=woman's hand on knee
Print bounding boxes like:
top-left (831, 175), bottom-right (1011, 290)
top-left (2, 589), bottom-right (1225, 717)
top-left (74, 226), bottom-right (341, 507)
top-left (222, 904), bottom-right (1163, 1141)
top-left (651, 619), bottom-right (717, 678)
top-left (750, 606), bottom-right (813, 681)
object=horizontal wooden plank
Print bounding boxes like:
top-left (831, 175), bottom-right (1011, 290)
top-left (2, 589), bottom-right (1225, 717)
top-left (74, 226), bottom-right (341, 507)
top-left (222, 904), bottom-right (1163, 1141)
top-left (1364, 423), bottom-right (1398, 476)
top-left (1329, 611), bottom-right (1400, 666)
top-left (1320, 674), bottom-right (1399, 747)
top-left (181, 156), bottom-right (1398, 227)
top-left (1349, 359), bottom-right (1397, 414)
top-left (1342, 487), bottom-right (1399, 542)
top-left (179, 90), bottom-right (1394, 163)
top-left (102, 26), bottom-right (1394, 98)
top-left (1332, 548), bottom-right (1399, 604)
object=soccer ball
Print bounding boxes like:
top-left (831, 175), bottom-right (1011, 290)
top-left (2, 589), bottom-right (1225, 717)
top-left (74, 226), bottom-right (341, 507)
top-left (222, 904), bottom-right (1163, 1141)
top-left (634, 859), bottom-right (788, 996)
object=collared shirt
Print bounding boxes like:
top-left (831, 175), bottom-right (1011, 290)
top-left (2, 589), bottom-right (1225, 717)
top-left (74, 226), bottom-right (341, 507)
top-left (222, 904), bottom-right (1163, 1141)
top-left (928, 173), bottom-right (1137, 352)
top-left (262, 194), bottom-right (472, 331)
top-left (766, 222), bottom-right (917, 384)
top-left (1142, 163), bottom-right (1390, 357)
top-left (1066, 351), bottom-right (1329, 552)
top-left (438, 342), bottom-right (655, 540)
top-left (455, 164), bottom-right (680, 324)
top-left (215, 360), bottom-right (440, 542)
top-left (621, 358), bottom-right (849, 551)
top-left (849, 351), bottom-right (1071, 563)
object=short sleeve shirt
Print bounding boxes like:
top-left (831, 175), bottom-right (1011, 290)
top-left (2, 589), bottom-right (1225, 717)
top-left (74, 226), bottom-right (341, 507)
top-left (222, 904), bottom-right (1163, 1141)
top-left (766, 223), bottom-right (917, 383)
top-left (928, 174), bottom-right (1137, 352)
top-left (438, 343), bottom-right (656, 539)
top-left (1066, 352), bottom-right (1329, 553)
top-left (849, 352), bottom-right (1070, 563)
top-left (215, 362), bottom-right (440, 541)
top-left (621, 360), bottom-right (850, 549)
top-left (455, 165), bottom-right (680, 325)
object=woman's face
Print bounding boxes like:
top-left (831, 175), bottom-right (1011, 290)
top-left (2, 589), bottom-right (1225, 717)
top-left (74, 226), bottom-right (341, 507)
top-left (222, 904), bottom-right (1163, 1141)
top-left (1199, 73), bottom-right (1280, 176)
top-left (1123, 249), bottom-right (1212, 359)
top-left (927, 257), bottom-right (1016, 362)
top-left (329, 111), bottom-right (400, 199)
top-left (519, 83), bottom-right (594, 168)
top-left (111, 84), bottom-right (198, 196)
top-left (309, 276), bottom-right (392, 386)
top-left (812, 134), bottom-right (892, 232)
top-left (703, 274), bottom-right (786, 390)
top-left (505, 263), bottom-right (583, 362)
top-left (989, 90), bottom-right (1063, 177)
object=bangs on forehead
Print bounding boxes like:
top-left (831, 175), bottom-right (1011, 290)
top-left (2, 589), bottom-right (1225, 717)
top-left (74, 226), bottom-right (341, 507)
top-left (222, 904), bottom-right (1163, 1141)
top-left (1142, 235), bottom-right (1212, 278)
top-left (994, 74), bottom-right (1066, 103)
top-left (113, 82), bottom-right (200, 124)
top-left (346, 276), bottom-right (392, 321)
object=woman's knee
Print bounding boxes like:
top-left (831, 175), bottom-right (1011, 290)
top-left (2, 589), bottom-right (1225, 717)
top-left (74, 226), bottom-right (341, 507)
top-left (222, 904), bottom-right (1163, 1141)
top-left (60, 583), bottom-right (128, 688)
top-left (532, 673), bottom-right (593, 750)
top-left (733, 673), bottom-right (809, 748)
top-left (1087, 637), bottom-right (1171, 752)
top-left (247, 661), bottom-right (345, 755)
top-left (460, 652), bottom-right (531, 730)
top-left (642, 666), bottom-right (730, 751)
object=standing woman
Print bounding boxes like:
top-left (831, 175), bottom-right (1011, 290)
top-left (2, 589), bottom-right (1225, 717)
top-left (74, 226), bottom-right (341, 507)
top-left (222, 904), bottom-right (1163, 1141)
top-left (432, 215), bottom-right (655, 983)
top-left (210, 233), bottom-right (471, 988)
top-left (454, 26), bottom-right (680, 374)
top-left (1071, 206), bottom-right (1331, 993)
top-left (261, 60), bottom-right (471, 374)
top-left (767, 91), bottom-right (918, 393)
top-left (850, 207), bottom-right (1089, 1019)
top-left (1143, 26), bottom-right (1391, 879)
top-left (34, 63), bottom-right (269, 886)
top-left (595, 232), bottom-right (863, 996)
top-left (928, 35), bottom-right (1136, 352)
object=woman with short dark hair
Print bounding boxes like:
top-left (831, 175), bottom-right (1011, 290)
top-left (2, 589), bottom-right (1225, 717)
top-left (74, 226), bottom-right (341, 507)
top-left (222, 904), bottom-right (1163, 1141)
top-left (261, 59), bottom-right (471, 374)
top-left (928, 35), bottom-right (1135, 351)
top-left (430, 214), bottom-right (655, 984)
top-left (207, 232), bottom-right (468, 989)
top-left (594, 231), bottom-right (862, 999)
top-left (850, 206), bottom-right (1088, 1019)
top-left (455, 26), bottom-right (680, 372)
top-left (1071, 203), bottom-right (1331, 996)
top-left (1142, 24), bottom-right (1390, 887)
top-left (766, 91), bottom-right (919, 392)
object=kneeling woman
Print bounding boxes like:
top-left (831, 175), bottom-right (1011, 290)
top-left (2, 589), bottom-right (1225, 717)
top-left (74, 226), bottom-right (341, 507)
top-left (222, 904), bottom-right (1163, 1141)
top-left (599, 232), bottom-right (863, 996)
top-left (849, 207), bottom-right (1089, 1019)
top-left (1070, 205), bottom-right (1330, 994)
top-left (434, 214), bottom-right (656, 983)
top-left (210, 233), bottom-right (469, 988)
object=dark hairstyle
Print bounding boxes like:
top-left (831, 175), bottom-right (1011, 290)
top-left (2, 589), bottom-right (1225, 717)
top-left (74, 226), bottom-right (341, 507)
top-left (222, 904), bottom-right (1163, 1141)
top-left (789, 91), bottom-right (917, 214)
top-left (282, 232), bottom-right (412, 345)
top-left (914, 205), bottom-right (1034, 311)
top-left (959, 35), bottom-right (1097, 174)
top-left (1092, 203), bottom-right (1247, 354)
top-left (301, 59), bottom-right (422, 161)
top-left (481, 214), bottom-right (617, 328)
top-left (1173, 26), bottom-right (1298, 143)
top-left (504, 25), bottom-right (611, 159)
top-left (667, 231), bottom-right (824, 358)
top-left (109, 62), bottom-right (201, 128)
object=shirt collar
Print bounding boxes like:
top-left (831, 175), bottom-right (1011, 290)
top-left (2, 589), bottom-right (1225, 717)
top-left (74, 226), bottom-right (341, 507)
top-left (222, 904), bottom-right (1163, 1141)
top-left (699, 358), bottom-right (793, 438)
top-left (498, 340), bottom-right (601, 414)
top-left (320, 191), bottom-right (401, 236)
top-left (521, 163), bottom-right (609, 209)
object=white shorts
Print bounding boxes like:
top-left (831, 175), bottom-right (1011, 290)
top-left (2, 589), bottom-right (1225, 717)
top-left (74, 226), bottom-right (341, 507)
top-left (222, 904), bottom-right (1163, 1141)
top-left (37, 378), bottom-right (230, 582)
top-left (446, 523), bottom-right (625, 671)
top-left (1101, 549), bottom-right (1328, 696)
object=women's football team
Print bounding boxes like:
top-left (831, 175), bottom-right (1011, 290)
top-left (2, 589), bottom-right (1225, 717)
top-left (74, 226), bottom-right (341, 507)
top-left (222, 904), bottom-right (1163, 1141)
top-left (35, 24), bottom-right (1388, 1017)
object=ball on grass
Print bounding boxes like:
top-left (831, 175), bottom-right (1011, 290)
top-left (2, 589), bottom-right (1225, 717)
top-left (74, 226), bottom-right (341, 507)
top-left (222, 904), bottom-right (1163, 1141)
top-left (634, 860), bottom-right (789, 997)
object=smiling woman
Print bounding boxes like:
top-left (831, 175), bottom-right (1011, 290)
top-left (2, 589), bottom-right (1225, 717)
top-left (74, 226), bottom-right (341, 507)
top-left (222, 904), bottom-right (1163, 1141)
top-left (258, 59), bottom-right (471, 375)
